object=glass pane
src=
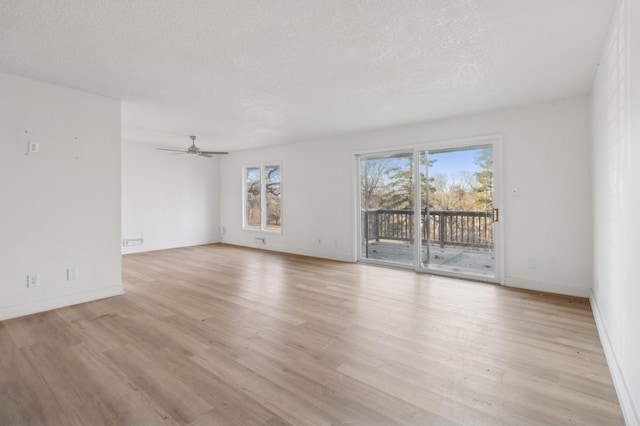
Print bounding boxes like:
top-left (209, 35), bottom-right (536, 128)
top-left (420, 145), bottom-right (494, 278)
top-left (265, 166), bottom-right (281, 230)
top-left (360, 152), bottom-right (414, 266)
top-left (245, 167), bottom-right (261, 228)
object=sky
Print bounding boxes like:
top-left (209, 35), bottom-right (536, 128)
top-left (428, 148), bottom-right (486, 177)
top-left (363, 146), bottom-right (490, 180)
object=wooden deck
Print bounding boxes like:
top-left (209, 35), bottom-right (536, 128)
top-left (362, 240), bottom-right (495, 277)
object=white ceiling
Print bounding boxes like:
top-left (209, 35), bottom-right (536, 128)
top-left (0, 1), bottom-right (616, 151)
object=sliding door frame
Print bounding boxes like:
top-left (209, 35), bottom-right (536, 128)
top-left (414, 135), bottom-right (503, 284)
top-left (353, 134), bottom-right (504, 284)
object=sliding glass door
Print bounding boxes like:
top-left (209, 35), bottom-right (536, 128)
top-left (359, 151), bottom-right (415, 267)
top-left (418, 144), bottom-right (496, 279)
top-left (358, 137), bottom-right (500, 281)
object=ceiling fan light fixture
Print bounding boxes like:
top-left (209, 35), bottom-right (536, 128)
top-left (156, 135), bottom-right (228, 157)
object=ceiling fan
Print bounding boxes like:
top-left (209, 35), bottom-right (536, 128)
top-left (156, 135), bottom-right (228, 157)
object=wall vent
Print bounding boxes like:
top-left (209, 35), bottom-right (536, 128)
top-left (123, 236), bottom-right (144, 247)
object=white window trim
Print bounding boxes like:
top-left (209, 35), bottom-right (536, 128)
top-left (242, 163), bottom-right (282, 233)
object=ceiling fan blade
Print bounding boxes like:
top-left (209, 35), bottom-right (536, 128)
top-left (199, 151), bottom-right (229, 155)
top-left (169, 152), bottom-right (188, 155)
top-left (158, 136), bottom-right (227, 157)
top-left (157, 148), bottom-right (188, 153)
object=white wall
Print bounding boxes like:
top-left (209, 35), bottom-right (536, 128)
top-left (121, 141), bottom-right (220, 254)
top-left (220, 96), bottom-right (593, 297)
top-left (0, 72), bottom-right (122, 320)
top-left (591, 0), bottom-right (640, 424)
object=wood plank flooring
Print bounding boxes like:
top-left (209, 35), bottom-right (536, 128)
top-left (0, 244), bottom-right (624, 425)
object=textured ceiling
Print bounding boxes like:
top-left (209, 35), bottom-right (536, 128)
top-left (0, 1), bottom-right (616, 151)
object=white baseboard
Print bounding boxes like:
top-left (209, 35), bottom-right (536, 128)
top-left (590, 291), bottom-right (639, 426)
top-left (223, 240), bottom-right (355, 263)
top-left (282, 245), bottom-right (355, 262)
top-left (223, 243), bottom-right (593, 295)
top-left (0, 284), bottom-right (124, 321)
top-left (504, 276), bottom-right (591, 298)
top-left (122, 239), bottom-right (219, 255)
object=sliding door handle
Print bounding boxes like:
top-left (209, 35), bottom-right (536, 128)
top-left (493, 208), bottom-right (499, 223)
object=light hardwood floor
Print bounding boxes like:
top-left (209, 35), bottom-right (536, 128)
top-left (0, 244), bottom-right (624, 425)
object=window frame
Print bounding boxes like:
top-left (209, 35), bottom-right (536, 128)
top-left (242, 163), bottom-right (282, 233)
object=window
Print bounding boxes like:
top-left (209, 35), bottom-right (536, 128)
top-left (243, 164), bottom-right (281, 232)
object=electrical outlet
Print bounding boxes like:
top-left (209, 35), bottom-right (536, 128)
top-left (28, 141), bottom-right (40, 153)
top-left (67, 268), bottom-right (78, 281)
top-left (27, 274), bottom-right (40, 288)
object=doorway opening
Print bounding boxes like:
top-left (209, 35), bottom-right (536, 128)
top-left (357, 137), bottom-right (500, 281)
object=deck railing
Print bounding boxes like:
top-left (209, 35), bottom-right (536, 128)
top-left (362, 209), bottom-right (493, 249)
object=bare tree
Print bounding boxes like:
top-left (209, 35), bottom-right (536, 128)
top-left (429, 171), bottom-right (479, 211)
top-left (361, 157), bottom-right (391, 209)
